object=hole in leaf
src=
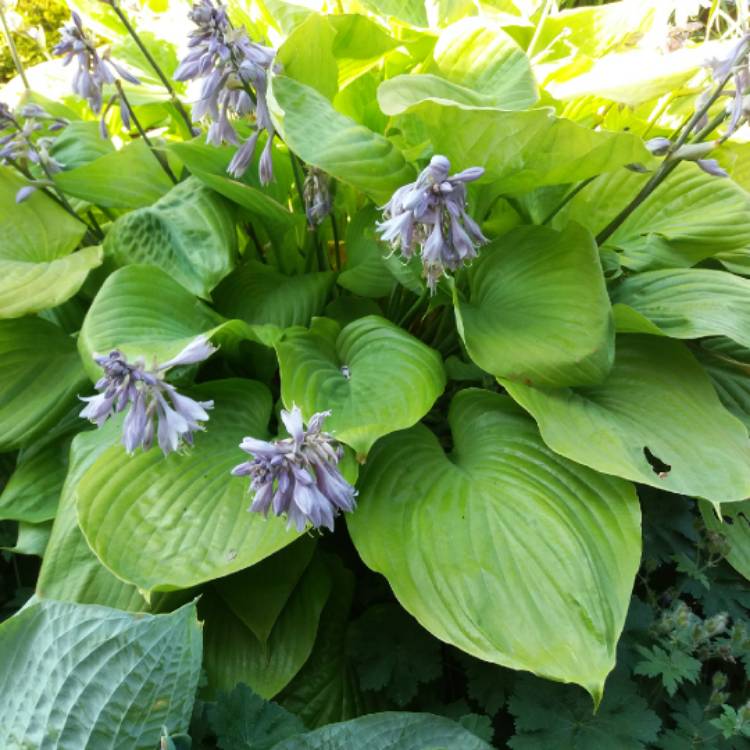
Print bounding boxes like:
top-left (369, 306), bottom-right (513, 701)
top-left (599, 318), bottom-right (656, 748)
top-left (643, 446), bottom-right (671, 479)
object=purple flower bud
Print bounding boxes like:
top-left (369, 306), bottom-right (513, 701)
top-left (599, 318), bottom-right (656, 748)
top-left (15, 185), bottom-right (37, 203)
top-left (232, 405), bottom-right (356, 532)
top-left (79, 337), bottom-right (216, 456)
top-left (696, 158), bottom-right (729, 178)
top-left (303, 167), bottom-right (332, 227)
top-left (645, 137), bottom-right (672, 156)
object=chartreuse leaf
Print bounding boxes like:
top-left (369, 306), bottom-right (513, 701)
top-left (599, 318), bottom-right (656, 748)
top-left (504, 335), bottom-right (750, 501)
top-left (348, 389), bottom-right (641, 700)
top-left (49, 121), bottom-right (115, 169)
top-left (76, 379), bottom-right (301, 593)
top-left (276, 316), bottom-right (445, 456)
top-left (556, 162), bottom-right (750, 270)
top-left (0, 599), bottom-right (202, 750)
top-left (78, 264), bottom-right (279, 381)
top-left (455, 224), bottom-right (613, 387)
top-left (0, 166), bottom-right (98, 319)
top-left (700, 500), bottom-right (750, 582)
top-left (273, 712), bottom-right (493, 750)
top-left (426, 16), bottom-right (537, 109)
top-left (103, 177), bottom-right (237, 299)
top-left (271, 76), bottom-right (414, 204)
top-left (54, 139), bottom-right (174, 208)
top-left (329, 14), bottom-right (399, 88)
top-left (214, 262), bottom-right (335, 329)
top-left (380, 91), bottom-right (650, 192)
top-left (36, 419), bottom-right (149, 610)
top-left (203, 553), bottom-right (332, 697)
top-left (612, 268), bottom-right (750, 349)
top-left (214, 536), bottom-right (316, 643)
top-left (0, 317), bottom-right (87, 451)
top-left (355, 0), bottom-right (428, 26)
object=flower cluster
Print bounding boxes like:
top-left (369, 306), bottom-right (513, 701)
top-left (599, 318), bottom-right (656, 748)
top-left (303, 167), bottom-right (332, 228)
top-left (231, 405), bottom-right (357, 532)
top-left (0, 103), bottom-right (68, 201)
top-left (53, 11), bottom-right (140, 128)
top-left (174, 0), bottom-right (276, 184)
top-left (703, 33), bottom-right (750, 140)
top-left (376, 155), bottom-right (487, 292)
top-left (80, 336), bottom-right (216, 455)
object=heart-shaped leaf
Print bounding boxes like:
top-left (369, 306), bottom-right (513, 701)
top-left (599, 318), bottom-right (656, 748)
top-left (103, 177), bottom-right (237, 299)
top-left (0, 166), bottom-right (99, 319)
top-left (348, 389), bottom-right (641, 700)
top-left (612, 268), bottom-right (750, 349)
top-left (76, 379), bottom-right (301, 593)
top-left (78, 264), bottom-right (278, 381)
top-left (0, 599), bottom-right (202, 750)
top-left (276, 316), bottom-right (445, 455)
top-left (0, 317), bottom-right (87, 451)
top-left (455, 224), bottom-right (613, 387)
top-left (271, 76), bottom-right (414, 204)
top-left (504, 335), bottom-right (750, 502)
top-left (214, 262), bottom-right (335, 329)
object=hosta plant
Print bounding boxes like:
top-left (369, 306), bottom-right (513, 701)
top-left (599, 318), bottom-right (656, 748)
top-left (2, 0), bottom-right (750, 747)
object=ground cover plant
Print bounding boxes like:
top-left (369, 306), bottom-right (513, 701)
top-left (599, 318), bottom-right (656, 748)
top-left (2, 0), bottom-right (750, 747)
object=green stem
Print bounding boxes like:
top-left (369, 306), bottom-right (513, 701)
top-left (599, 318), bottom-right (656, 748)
top-left (398, 290), bottom-right (428, 328)
top-left (330, 213), bottom-right (342, 271)
top-left (526, 0), bottom-right (553, 59)
top-left (115, 80), bottom-right (177, 183)
top-left (0, 3), bottom-right (29, 89)
top-left (541, 176), bottom-right (597, 225)
top-left (288, 150), bottom-right (306, 208)
top-left (109, 3), bottom-right (194, 136)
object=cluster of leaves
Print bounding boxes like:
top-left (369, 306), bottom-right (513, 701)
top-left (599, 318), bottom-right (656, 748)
top-left (3, 0), bottom-right (750, 747)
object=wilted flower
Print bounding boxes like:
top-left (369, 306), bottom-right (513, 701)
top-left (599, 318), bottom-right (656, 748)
top-left (376, 155), bottom-right (487, 292)
top-left (231, 405), bottom-right (357, 532)
top-left (175, 0), bottom-right (276, 184)
top-left (79, 336), bottom-right (216, 456)
top-left (53, 11), bottom-right (140, 121)
top-left (303, 167), bottom-right (332, 227)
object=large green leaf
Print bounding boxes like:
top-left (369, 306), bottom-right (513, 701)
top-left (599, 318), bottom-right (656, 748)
top-left (271, 75), bottom-right (414, 204)
top-left (556, 162), bottom-right (750, 270)
top-left (380, 94), bottom-right (650, 193)
top-left (329, 14), bottom-right (399, 88)
top-left (214, 262), bottom-right (335, 329)
top-left (273, 712), bottom-right (493, 750)
top-left (0, 166), bottom-right (98, 318)
top-left (54, 139), bottom-right (174, 208)
top-left (103, 177), bottom-right (237, 299)
top-left (50, 121), bottom-right (115, 169)
top-left (203, 553), bottom-right (332, 698)
top-left (503, 335), bottom-right (750, 501)
top-left (0, 316), bottom-right (87, 451)
top-left (0, 599), bottom-right (202, 749)
top-left (76, 379), bottom-right (301, 592)
top-left (36, 419), bottom-right (149, 609)
top-left (696, 345), bottom-right (750, 432)
top-left (78, 264), bottom-right (278, 381)
top-left (427, 16), bottom-right (537, 109)
top-left (455, 224), bottom-right (613, 387)
top-left (700, 500), bottom-right (750, 582)
top-left (276, 316), bottom-right (445, 456)
top-left (612, 268), bottom-right (750, 349)
top-left (348, 389), bottom-right (640, 700)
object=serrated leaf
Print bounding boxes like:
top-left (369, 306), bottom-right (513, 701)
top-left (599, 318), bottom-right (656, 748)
top-left (276, 316), bottom-right (445, 456)
top-left (203, 554), bottom-right (332, 697)
top-left (214, 262), bottom-right (334, 328)
top-left (504, 335), bottom-right (750, 502)
top-left (348, 389), bottom-right (641, 699)
top-left (78, 264), bottom-right (279, 381)
top-left (0, 599), bottom-right (202, 749)
top-left (508, 674), bottom-right (661, 750)
top-left (103, 177), bottom-right (237, 299)
top-left (271, 76), bottom-right (414, 204)
top-left (456, 224), bottom-right (613, 387)
top-left (272, 712), bottom-right (493, 750)
top-left (54, 139), bottom-right (174, 208)
top-left (0, 316), bottom-right (87, 451)
top-left (76, 379), bottom-right (301, 592)
top-left (613, 269), bottom-right (750, 349)
top-left (633, 646), bottom-right (701, 696)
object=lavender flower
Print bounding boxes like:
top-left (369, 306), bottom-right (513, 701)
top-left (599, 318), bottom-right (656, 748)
top-left (79, 336), bottom-right (216, 456)
top-left (53, 11), bottom-right (140, 126)
top-left (231, 405), bottom-right (356, 532)
top-left (376, 155), bottom-right (487, 293)
top-left (175, 0), bottom-right (276, 184)
top-left (702, 34), bottom-right (750, 140)
top-left (303, 167), bottom-right (332, 227)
